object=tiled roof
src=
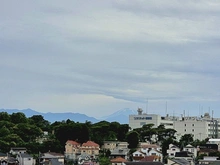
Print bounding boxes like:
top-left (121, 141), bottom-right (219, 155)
top-left (82, 141), bottom-right (99, 147)
top-left (140, 155), bottom-right (156, 162)
top-left (66, 140), bottom-right (80, 145)
top-left (110, 157), bottom-right (128, 163)
top-left (140, 144), bottom-right (159, 149)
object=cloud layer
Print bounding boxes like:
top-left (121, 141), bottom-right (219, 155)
top-left (1, 0), bottom-right (220, 118)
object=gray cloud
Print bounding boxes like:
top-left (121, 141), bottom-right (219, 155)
top-left (1, 0), bottom-right (220, 117)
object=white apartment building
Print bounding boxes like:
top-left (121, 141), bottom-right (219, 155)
top-left (129, 109), bottom-right (220, 141)
top-left (129, 108), bottom-right (176, 130)
top-left (174, 114), bottom-right (220, 141)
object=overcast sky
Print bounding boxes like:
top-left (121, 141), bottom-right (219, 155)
top-left (1, 0), bottom-right (220, 118)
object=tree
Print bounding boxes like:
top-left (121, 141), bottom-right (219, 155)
top-left (179, 134), bottom-right (194, 149)
top-left (126, 131), bottom-right (139, 149)
top-left (11, 112), bottom-right (27, 124)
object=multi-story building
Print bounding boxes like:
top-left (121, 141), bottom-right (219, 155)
top-left (65, 140), bottom-right (81, 160)
top-left (129, 108), bottom-right (220, 141)
top-left (129, 108), bottom-right (176, 130)
top-left (81, 141), bottom-right (100, 158)
top-left (173, 113), bottom-right (220, 141)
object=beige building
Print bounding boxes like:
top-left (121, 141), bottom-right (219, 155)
top-left (81, 141), bottom-right (100, 158)
top-left (65, 140), bottom-right (81, 160)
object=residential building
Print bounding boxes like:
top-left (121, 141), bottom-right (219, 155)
top-left (183, 144), bottom-right (197, 158)
top-left (40, 152), bottom-right (64, 165)
top-left (174, 151), bottom-right (194, 165)
top-left (102, 141), bottom-right (118, 151)
top-left (167, 144), bottom-right (180, 158)
top-left (110, 148), bottom-right (130, 160)
top-left (110, 156), bottom-right (128, 165)
top-left (81, 141), bottom-right (100, 158)
top-left (167, 158), bottom-right (190, 165)
top-left (132, 151), bottom-right (145, 162)
top-left (16, 153), bottom-right (34, 165)
top-left (65, 140), bottom-right (81, 160)
top-left (198, 156), bottom-right (220, 165)
top-left (174, 113), bottom-right (220, 141)
top-left (0, 152), bottom-right (7, 165)
top-left (124, 162), bottom-right (164, 165)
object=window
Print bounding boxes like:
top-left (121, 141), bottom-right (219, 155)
top-left (185, 124), bottom-right (186, 126)
top-left (192, 124), bottom-right (194, 126)
top-left (185, 129), bottom-right (186, 132)
top-left (192, 129), bottom-right (194, 132)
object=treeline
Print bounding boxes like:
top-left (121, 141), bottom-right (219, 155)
top-left (0, 112), bottom-right (129, 154)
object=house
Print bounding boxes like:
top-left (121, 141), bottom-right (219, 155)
top-left (110, 156), bottom-right (128, 165)
top-left (198, 156), bottom-right (220, 165)
top-left (7, 157), bottom-right (19, 165)
top-left (117, 142), bottom-right (129, 149)
top-left (81, 141), bottom-right (100, 158)
top-left (65, 140), bottom-right (81, 160)
top-left (40, 152), bottom-right (64, 165)
top-left (198, 144), bottom-right (218, 156)
top-left (132, 151), bottom-right (145, 162)
top-left (167, 144), bottom-right (180, 158)
top-left (16, 153), bottom-right (35, 165)
top-left (102, 141), bottom-right (118, 151)
top-left (110, 148), bottom-right (130, 160)
top-left (183, 144), bottom-right (197, 158)
top-left (78, 153), bottom-right (93, 165)
top-left (139, 143), bottom-right (162, 155)
top-left (0, 152), bottom-right (7, 165)
top-left (174, 151), bottom-right (194, 165)
top-left (9, 147), bottom-right (27, 156)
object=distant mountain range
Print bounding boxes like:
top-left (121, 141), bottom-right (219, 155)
top-left (0, 108), bottom-right (137, 124)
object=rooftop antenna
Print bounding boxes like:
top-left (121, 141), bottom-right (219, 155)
top-left (146, 98), bottom-right (148, 114)
top-left (166, 101), bottom-right (168, 116)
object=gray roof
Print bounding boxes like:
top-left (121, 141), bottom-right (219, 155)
top-left (169, 158), bottom-right (190, 165)
top-left (19, 153), bottom-right (32, 158)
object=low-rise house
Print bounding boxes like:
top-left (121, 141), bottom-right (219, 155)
top-left (40, 152), bottom-right (64, 165)
top-left (183, 145), bottom-right (197, 158)
top-left (140, 155), bottom-right (158, 162)
top-left (167, 144), bottom-right (180, 158)
top-left (78, 153), bottom-right (92, 165)
top-left (175, 151), bottom-right (194, 165)
top-left (102, 141), bottom-right (118, 152)
top-left (132, 151), bottom-right (145, 162)
top-left (110, 148), bottom-right (130, 160)
top-left (65, 140), bottom-right (81, 160)
top-left (198, 156), bottom-right (220, 165)
top-left (81, 141), bottom-right (100, 159)
top-left (117, 142), bottom-right (129, 149)
top-left (110, 156), bottom-right (128, 165)
top-left (0, 152), bottom-right (7, 165)
top-left (16, 153), bottom-right (35, 165)
top-left (167, 158), bottom-right (190, 165)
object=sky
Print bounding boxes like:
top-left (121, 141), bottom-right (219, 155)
top-left (1, 0), bottom-right (220, 119)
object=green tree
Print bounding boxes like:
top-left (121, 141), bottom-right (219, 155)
top-left (126, 131), bottom-right (139, 149)
top-left (11, 112), bottom-right (27, 124)
top-left (99, 156), bottom-right (110, 165)
top-left (179, 134), bottom-right (194, 149)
